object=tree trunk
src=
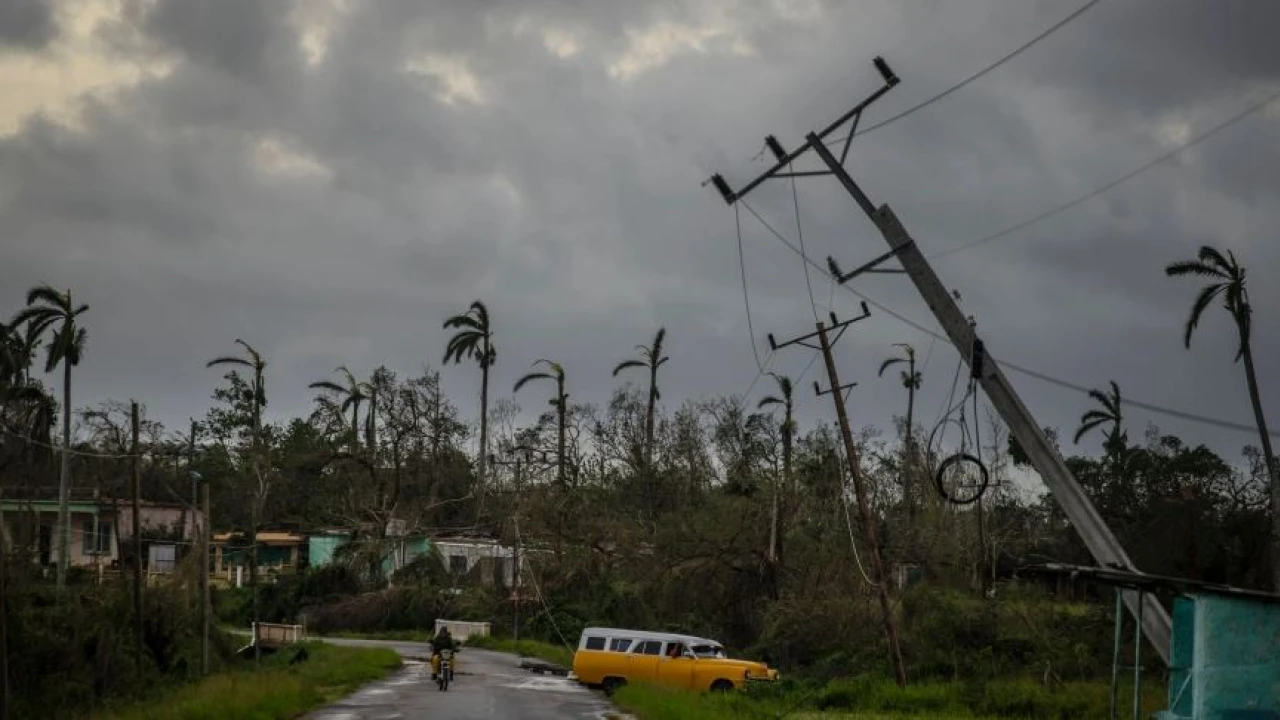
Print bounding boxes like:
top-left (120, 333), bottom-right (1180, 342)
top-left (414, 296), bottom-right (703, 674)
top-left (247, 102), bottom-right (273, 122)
top-left (556, 378), bottom-right (567, 487)
top-left (1241, 342), bottom-right (1280, 590)
top-left (478, 353), bottom-right (489, 493)
top-left (55, 358), bottom-right (71, 596)
top-left (645, 367), bottom-right (657, 515)
top-left (0, 483), bottom-right (10, 720)
top-left (904, 364), bottom-right (916, 519)
top-left (250, 380), bottom-right (262, 666)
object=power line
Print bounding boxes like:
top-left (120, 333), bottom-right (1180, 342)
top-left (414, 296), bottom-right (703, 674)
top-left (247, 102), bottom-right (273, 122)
top-left (931, 86), bottom-right (1280, 259)
top-left (789, 162), bottom-right (821, 322)
top-left (830, 0), bottom-right (1104, 143)
top-left (733, 203), bottom-right (765, 371)
top-left (735, 198), bottom-right (1280, 440)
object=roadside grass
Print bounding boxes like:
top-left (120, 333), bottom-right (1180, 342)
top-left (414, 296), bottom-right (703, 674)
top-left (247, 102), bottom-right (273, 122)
top-left (463, 635), bottom-right (575, 668)
top-left (610, 675), bottom-right (1167, 720)
top-left (91, 642), bottom-right (401, 720)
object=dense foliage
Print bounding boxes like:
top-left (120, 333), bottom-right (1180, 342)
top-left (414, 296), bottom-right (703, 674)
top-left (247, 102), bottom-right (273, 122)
top-left (1, 280), bottom-right (1275, 716)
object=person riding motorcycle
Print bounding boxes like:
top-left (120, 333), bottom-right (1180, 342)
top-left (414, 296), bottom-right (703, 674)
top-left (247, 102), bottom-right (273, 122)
top-left (430, 627), bottom-right (457, 680)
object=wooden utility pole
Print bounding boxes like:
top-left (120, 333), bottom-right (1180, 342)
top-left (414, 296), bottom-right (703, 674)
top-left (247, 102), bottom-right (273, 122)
top-left (190, 420), bottom-right (210, 676)
top-left (766, 308), bottom-right (907, 687)
top-left (705, 55), bottom-right (1170, 664)
top-left (0, 485), bottom-right (10, 720)
top-left (130, 401), bottom-right (144, 677)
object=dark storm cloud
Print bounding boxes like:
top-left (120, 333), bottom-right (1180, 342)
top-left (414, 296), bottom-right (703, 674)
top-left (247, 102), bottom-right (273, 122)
top-left (0, 0), bottom-right (1276, 470)
top-left (0, 0), bottom-right (55, 50)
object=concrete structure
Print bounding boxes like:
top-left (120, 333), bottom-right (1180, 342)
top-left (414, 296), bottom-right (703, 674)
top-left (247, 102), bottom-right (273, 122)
top-left (212, 530), bottom-right (307, 582)
top-left (1, 492), bottom-right (193, 570)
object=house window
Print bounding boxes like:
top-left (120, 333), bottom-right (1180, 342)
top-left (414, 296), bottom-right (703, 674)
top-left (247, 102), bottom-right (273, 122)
top-left (449, 554), bottom-right (468, 576)
top-left (82, 520), bottom-right (112, 554)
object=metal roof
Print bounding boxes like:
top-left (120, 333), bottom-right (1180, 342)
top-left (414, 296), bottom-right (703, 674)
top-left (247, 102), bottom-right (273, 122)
top-left (1018, 563), bottom-right (1280, 605)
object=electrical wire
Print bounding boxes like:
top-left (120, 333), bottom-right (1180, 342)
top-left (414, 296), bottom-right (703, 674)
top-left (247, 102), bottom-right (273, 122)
top-left (829, 0), bottom-right (1104, 144)
top-left (930, 86), bottom-right (1280, 260)
top-left (789, 162), bottom-right (821, 323)
top-left (513, 518), bottom-right (573, 652)
top-left (734, 197), bottom-right (1280, 439)
top-left (734, 204), bottom-right (765, 371)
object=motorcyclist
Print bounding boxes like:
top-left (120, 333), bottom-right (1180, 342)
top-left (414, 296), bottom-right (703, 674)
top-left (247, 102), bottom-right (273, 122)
top-left (430, 627), bottom-right (456, 680)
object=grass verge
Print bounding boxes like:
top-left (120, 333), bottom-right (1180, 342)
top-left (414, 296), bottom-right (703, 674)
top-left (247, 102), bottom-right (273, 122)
top-left (325, 629), bottom-right (434, 643)
top-left (610, 675), bottom-right (1166, 720)
top-left (464, 635), bottom-right (575, 668)
top-left (91, 642), bottom-right (402, 720)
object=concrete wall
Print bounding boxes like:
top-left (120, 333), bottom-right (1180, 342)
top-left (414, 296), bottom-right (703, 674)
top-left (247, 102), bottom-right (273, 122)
top-left (1190, 594), bottom-right (1280, 717)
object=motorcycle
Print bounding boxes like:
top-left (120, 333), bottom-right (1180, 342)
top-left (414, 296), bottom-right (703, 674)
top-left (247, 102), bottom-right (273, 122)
top-left (436, 648), bottom-right (455, 691)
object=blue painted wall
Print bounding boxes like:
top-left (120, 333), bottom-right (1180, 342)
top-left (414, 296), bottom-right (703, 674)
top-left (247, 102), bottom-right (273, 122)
top-left (1189, 594), bottom-right (1280, 718)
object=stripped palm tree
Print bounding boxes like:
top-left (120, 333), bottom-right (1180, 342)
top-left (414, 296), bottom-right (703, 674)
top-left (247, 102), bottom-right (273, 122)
top-left (443, 301), bottom-right (495, 492)
top-left (1166, 245), bottom-right (1278, 588)
top-left (757, 372), bottom-right (794, 565)
top-left (309, 366), bottom-right (371, 454)
top-left (879, 343), bottom-right (922, 513)
top-left (514, 359), bottom-right (568, 487)
top-left (205, 339), bottom-right (266, 663)
top-left (11, 285), bottom-right (88, 595)
top-left (612, 327), bottom-right (668, 474)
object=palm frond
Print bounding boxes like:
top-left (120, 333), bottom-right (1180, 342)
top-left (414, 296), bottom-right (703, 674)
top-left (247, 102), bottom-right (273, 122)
top-left (1073, 416), bottom-right (1107, 444)
top-left (206, 355), bottom-right (252, 369)
top-left (757, 395), bottom-right (782, 409)
top-left (878, 357), bottom-right (904, 376)
top-left (309, 380), bottom-right (346, 394)
top-left (1198, 245), bottom-right (1233, 273)
top-left (9, 306), bottom-right (58, 331)
top-left (1183, 283), bottom-right (1225, 349)
top-left (513, 372), bottom-right (554, 393)
top-left (24, 285), bottom-right (67, 309)
top-left (1164, 260), bottom-right (1224, 279)
top-left (613, 359), bottom-right (645, 377)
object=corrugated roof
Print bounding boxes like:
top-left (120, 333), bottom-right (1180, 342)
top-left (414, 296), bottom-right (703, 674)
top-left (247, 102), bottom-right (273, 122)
top-left (1018, 563), bottom-right (1280, 604)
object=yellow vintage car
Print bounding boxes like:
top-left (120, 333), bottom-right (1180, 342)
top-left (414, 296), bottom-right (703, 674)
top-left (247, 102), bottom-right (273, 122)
top-left (569, 626), bottom-right (779, 694)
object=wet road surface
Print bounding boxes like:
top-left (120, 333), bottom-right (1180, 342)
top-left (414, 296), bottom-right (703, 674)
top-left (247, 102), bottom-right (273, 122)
top-left (304, 637), bottom-right (622, 720)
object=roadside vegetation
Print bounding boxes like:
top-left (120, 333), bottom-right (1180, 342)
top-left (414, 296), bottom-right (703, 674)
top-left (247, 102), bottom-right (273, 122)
top-left (92, 642), bottom-right (400, 720)
top-left (2, 247), bottom-right (1275, 719)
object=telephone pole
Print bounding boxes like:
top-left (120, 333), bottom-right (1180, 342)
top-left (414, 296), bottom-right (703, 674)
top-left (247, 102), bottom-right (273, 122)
top-left (767, 307), bottom-right (907, 687)
top-left (706, 56), bottom-right (1171, 663)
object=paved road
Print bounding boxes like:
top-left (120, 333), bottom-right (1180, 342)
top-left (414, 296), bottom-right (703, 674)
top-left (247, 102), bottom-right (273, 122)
top-left (304, 637), bottom-right (622, 720)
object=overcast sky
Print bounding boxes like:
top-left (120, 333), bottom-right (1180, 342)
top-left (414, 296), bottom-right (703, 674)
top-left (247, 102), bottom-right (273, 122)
top-left (1, 0), bottom-right (1277, 471)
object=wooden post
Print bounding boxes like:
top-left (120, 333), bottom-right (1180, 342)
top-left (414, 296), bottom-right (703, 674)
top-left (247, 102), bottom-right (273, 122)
top-left (130, 401), bottom-right (144, 677)
top-left (0, 484), bottom-right (10, 720)
top-left (815, 322), bottom-right (907, 687)
top-left (201, 475), bottom-right (210, 675)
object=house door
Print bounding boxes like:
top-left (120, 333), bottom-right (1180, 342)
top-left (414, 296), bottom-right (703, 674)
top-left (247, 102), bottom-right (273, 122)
top-left (38, 524), bottom-right (51, 566)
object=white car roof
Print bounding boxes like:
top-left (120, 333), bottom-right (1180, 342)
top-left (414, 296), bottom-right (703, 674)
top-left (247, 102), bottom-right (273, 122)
top-left (578, 627), bottom-right (722, 647)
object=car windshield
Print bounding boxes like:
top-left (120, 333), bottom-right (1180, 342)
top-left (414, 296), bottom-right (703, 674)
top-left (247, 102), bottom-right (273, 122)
top-left (690, 644), bottom-right (725, 658)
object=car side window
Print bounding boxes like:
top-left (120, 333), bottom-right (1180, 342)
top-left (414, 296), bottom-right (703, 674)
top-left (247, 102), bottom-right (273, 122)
top-left (584, 636), bottom-right (606, 651)
top-left (609, 638), bottom-right (632, 652)
top-left (634, 640), bottom-right (662, 655)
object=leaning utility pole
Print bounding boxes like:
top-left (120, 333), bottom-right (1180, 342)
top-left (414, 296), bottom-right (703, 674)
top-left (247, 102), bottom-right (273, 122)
top-left (767, 306), bottom-right (907, 687)
top-left (706, 56), bottom-right (1171, 663)
top-left (130, 401), bottom-right (144, 677)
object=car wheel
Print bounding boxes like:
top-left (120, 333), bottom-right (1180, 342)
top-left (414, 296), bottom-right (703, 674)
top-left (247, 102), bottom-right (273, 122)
top-left (601, 677), bottom-right (626, 696)
top-left (709, 679), bottom-right (734, 692)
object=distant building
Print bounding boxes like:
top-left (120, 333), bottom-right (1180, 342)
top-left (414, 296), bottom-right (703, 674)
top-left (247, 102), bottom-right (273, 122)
top-left (0, 489), bottom-right (195, 571)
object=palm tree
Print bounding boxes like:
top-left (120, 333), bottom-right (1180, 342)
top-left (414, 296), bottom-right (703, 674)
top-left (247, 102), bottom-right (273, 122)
top-left (757, 372), bottom-right (794, 565)
top-left (1166, 245), bottom-right (1279, 587)
top-left (612, 327), bottom-right (668, 473)
top-left (309, 366), bottom-right (371, 453)
top-left (1073, 380), bottom-right (1126, 456)
top-left (206, 339), bottom-right (266, 663)
top-left (514, 359), bottom-right (568, 487)
top-left (443, 301), bottom-right (495, 492)
top-left (879, 343), bottom-right (922, 513)
top-left (11, 285), bottom-right (88, 595)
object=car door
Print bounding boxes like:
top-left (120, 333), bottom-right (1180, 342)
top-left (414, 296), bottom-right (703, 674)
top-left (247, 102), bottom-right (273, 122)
top-left (627, 640), bottom-right (662, 683)
top-left (655, 642), bottom-right (696, 691)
